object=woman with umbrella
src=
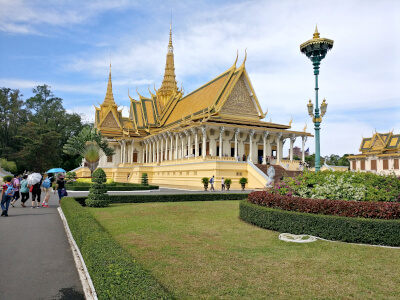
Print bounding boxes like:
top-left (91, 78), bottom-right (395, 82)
top-left (28, 173), bottom-right (42, 208)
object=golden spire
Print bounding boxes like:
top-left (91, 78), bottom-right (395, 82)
top-left (313, 24), bottom-right (320, 39)
top-left (103, 61), bottom-right (116, 105)
top-left (157, 22), bottom-right (178, 110)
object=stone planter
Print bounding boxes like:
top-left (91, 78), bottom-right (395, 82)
top-left (241, 183), bottom-right (246, 191)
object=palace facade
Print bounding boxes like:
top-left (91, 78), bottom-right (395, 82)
top-left (348, 131), bottom-right (400, 175)
top-left (76, 26), bottom-right (312, 189)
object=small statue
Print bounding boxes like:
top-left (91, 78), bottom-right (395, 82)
top-left (266, 166), bottom-right (275, 187)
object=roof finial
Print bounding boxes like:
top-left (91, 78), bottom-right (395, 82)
top-left (240, 48), bottom-right (247, 68)
top-left (313, 24), bottom-right (320, 39)
top-left (232, 50), bottom-right (239, 68)
top-left (168, 16), bottom-right (173, 52)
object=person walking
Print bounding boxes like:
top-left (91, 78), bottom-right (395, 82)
top-left (1, 177), bottom-right (14, 216)
top-left (41, 174), bottom-right (53, 208)
top-left (31, 176), bottom-right (42, 209)
top-left (221, 177), bottom-right (225, 191)
top-left (209, 175), bottom-right (215, 191)
top-left (10, 174), bottom-right (21, 207)
top-left (19, 174), bottom-right (29, 207)
top-left (54, 175), bottom-right (66, 205)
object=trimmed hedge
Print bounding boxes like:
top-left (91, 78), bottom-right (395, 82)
top-left (61, 197), bottom-right (174, 299)
top-left (239, 200), bottom-right (400, 246)
top-left (73, 193), bottom-right (249, 206)
top-left (67, 185), bottom-right (159, 191)
top-left (248, 191), bottom-right (400, 220)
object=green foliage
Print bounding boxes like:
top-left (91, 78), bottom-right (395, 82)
top-left (141, 173), bottom-right (149, 186)
top-left (86, 168), bottom-right (109, 207)
top-left (66, 171), bottom-right (77, 181)
top-left (0, 85), bottom-right (86, 173)
top-left (2, 175), bottom-right (13, 183)
top-left (224, 178), bottom-right (232, 185)
top-left (61, 197), bottom-right (174, 299)
top-left (0, 158), bottom-right (17, 173)
top-left (202, 177), bottom-right (209, 185)
top-left (239, 200), bottom-right (400, 246)
top-left (324, 154), bottom-right (350, 167)
top-left (73, 193), bottom-right (249, 206)
top-left (271, 170), bottom-right (400, 202)
top-left (67, 184), bottom-right (158, 191)
top-left (63, 127), bottom-right (115, 161)
top-left (239, 177), bottom-right (248, 184)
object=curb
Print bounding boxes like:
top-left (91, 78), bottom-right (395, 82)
top-left (58, 207), bottom-right (98, 300)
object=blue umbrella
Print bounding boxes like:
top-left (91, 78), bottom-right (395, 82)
top-left (46, 168), bottom-right (66, 173)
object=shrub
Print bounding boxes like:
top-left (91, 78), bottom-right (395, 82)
top-left (0, 158), bottom-right (17, 173)
top-left (67, 185), bottom-right (158, 191)
top-left (271, 170), bottom-right (400, 202)
top-left (61, 197), bottom-right (173, 299)
top-left (239, 200), bottom-right (400, 246)
top-left (74, 193), bottom-right (249, 206)
top-left (201, 177), bottom-right (209, 185)
top-left (224, 178), bottom-right (232, 185)
top-left (141, 173), bottom-right (148, 186)
top-left (239, 177), bottom-right (248, 185)
top-left (86, 168), bottom-right (109, 207)
top-left (248, 191), bottom-right (400, 220)
top-left (2, 175), bottom-right (13, 183)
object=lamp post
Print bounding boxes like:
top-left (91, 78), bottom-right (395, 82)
top-left (300, 26), bottom-right (333, 172)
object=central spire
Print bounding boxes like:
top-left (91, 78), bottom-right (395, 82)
top-left (157, 22), bottom-right (178, 110)
top-left (103, 61), bottom-right (116, 105)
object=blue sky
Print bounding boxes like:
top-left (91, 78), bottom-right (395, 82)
top-left (0, 0), bottom-right (399, 157)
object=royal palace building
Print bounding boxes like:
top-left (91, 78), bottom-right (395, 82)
top-left (348, 131), bottom-right (400, 175)
top-left (76, 26), bottom-right (313, 189)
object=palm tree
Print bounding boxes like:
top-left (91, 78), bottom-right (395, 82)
top-left (63, 127), bottom-right (115, 175)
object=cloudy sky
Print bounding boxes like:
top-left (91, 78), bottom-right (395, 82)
top-left (0, 0), bottom-right (399, 157)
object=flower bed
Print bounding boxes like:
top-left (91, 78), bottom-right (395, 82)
top-left (248, 191), bottom-right (400, 219)
top-left (271, 170), bottom-right (400, 202)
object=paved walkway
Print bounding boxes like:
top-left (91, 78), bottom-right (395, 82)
top-left (0, 192), bottom-right (85, 300)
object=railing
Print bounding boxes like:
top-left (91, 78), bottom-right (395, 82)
top-left (141, 155), bottom-right (237, 165)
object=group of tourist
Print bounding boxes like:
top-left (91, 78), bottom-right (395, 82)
top-left (1, 173), bottom-right (67, 217)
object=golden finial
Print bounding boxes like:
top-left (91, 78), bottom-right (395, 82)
top-left (303, 122), bottom-right (307, 132)
top-left (313, 24), bottom-right (320, 39)
top-left (136, 86), bottom-right (142, 98)
top-left (289, 116), bottom-right (293, 127)
top-left (168, 19), bottom-right (173, 51)
top-left (233, 50), bottom-right (238, 68)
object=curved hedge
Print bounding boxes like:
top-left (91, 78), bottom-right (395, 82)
top-left (67, 185), bottom-right (159, 191)
top-left (61, 197), bottom-right (174, 299)
top-left (248, 191), bottom-right (400, 219)
top-left (239, 200), bottom-right (400, 246)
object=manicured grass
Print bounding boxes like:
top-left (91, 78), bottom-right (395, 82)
top-left (88, 201), bottom-right (400, 299)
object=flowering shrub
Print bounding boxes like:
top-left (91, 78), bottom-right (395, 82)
top-left (248, 191), bottom-right (400, 219)
top-left (269, 170), bottom-right (400, 202)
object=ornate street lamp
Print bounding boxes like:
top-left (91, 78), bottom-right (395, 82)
top-left (300, 26), bottom-right (333, 171)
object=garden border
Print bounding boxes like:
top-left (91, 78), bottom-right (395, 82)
top-left (61, 197), bottom-right (174, 299)
top-left (66, 185), bottom-right (159, 191)
top-left (239, 200), bottom-right (400, 246)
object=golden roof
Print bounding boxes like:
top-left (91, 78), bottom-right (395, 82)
top-left (358, 131), bottom-right (400, 154)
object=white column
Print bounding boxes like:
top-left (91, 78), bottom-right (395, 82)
top-left (290, 134), bottom-right (296, 162)
top-left (219, 126), bottom-right (225, 158)
top-left (164, 133), bottom-right (168, 161)
top-left (169, 132), bottom-right (173, 161)
top-left (201, 126), bottom-right (207, 158)
top-left (302, 136), bottom-right (307, 163)
top-left (193, 128), bottom-right (199, 157)
top-left (180, 133), bottom-right (184, 158)
top-left (248, 130), bottom-right (255, 162)
top-left (130, 140), bottom-right (134, 163)
top-left (143, 141), bottom-right (146, 163)
top-left (263, 131), bottom-right (269, 164)
top-left (234, 128), bottom-right (239, 159)
top-left (160, 136), bottom-right (164, 162)
top-left (276, 132), bottom-right (282, 163)
top-left (174, 133), bottom-right (178, 160)
top-left (152, 139), bottom-right (156, 162)
top-left (185, 130), bottom-right (190, 159)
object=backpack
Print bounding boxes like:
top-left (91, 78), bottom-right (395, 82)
top-left (5, 183), bottom-right (15, 197)
top-left (43, 177), bottom-right (51, 188)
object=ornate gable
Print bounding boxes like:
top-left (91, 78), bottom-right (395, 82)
top-left (100, 111), bottom-right (120, 129)
top-left (219, 73), bottom-right (259, 119)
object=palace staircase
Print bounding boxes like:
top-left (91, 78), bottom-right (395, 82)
top-left (254, 164), bottom-right (302, 182)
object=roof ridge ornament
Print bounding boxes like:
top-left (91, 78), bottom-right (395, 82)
top-left (313, 24), bottom-right (320, 39)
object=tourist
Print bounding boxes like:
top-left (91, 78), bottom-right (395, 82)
top-left (31, 175), bottom-right (42, 209)
top-left (1, 177), bottom-right (14, 216)
top-left (299, 161), bottom-right (303, 171)
top-left (10, 174), bottom-right (21, 207)
top-left (20, 175), bottom-right (29, 207)
top-left (242, 154), bottom-right (246, 162)
top-left (41, 174), bottom-right (53, 208)
top-left (209, 175), bottom-right (215, 191)
top-left (221, 177), bottom-right (225, 191)
top-left (55, 175), bottom-right (66, 205)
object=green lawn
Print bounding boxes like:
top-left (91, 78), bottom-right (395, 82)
top-left (88, 201), bottom-right (400, 299)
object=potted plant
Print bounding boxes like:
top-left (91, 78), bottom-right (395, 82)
top-left (239, 177), bottom-right (248, 191)
top-left (202, 177), bottom-right (209, 191)
top-left (224, 178), bottom-right (232, 191)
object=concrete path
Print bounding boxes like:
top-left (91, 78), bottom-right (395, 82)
top-left (0, 192), bottom-right (85, 300)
